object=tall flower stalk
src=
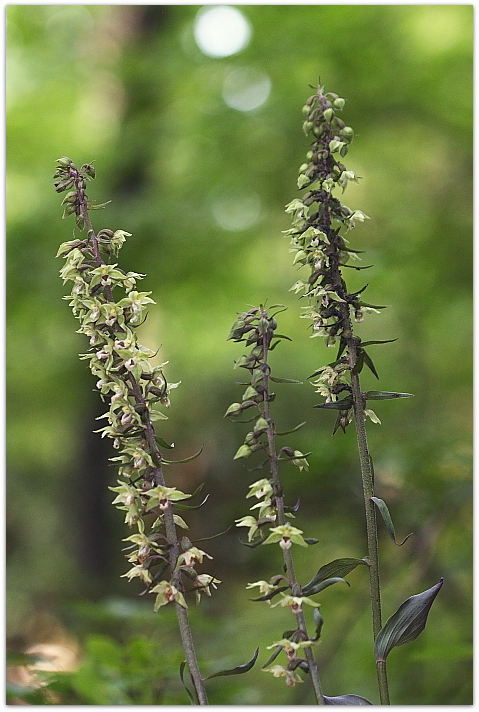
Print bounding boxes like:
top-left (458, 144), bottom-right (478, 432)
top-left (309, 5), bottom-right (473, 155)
top-left (53, 158), bottom-right (212, 704)
top-left (284, 85), bottom-right (435, 704)
top-left (227, 306), bottom-right (325, 701)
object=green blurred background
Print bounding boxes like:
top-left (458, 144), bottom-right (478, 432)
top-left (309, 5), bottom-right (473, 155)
top-left (6, 4), bottom-right (472, 705)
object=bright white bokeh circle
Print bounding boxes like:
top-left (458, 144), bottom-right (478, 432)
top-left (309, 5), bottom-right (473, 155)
top-left (222, 67), bottom-right (271, 112)
top-left (210, 190), bottom-right (261, 231)
top-left (193, 6), bottom-right (251, 58)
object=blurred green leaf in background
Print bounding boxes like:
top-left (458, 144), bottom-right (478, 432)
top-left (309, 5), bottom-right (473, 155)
top-left (6, 5), bottom-right (472, 704)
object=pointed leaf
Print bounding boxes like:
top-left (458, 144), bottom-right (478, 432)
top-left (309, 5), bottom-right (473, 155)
top-left (374, 579), bottom-right (444, 661)
top-left (162, 446), bottom-right (204, 465)
top-left (240, 534), bottom-right (269, 548)
top-left (204, 648), bottom-right (259, 679)
top-left (303, 576), bottom-right (349, 596)
top-left (277, 421), bottom-right (306, 436)
top-left (332, 411), bottom-right (351, 435)
top-left (324, 694), bottom-right (373, 705)
top-left (352, 351), bottom-right (365, 375)
top-left (357, 301), bottom-right (387, 310)
top-left (88, 201), bottom-right (112, 210)
top-left (155, 436), bottom-right (175, 449)
top-left (341, 263), bottom-right (374, 270)
top-left (314, 397), bottom-right (353, 410)
top-left (271, 333), bottom-right (292, 341)
top-left (174, 494), bottom-right (210, 511)
top-left (250, 586), bottom-right (288, 602)
top-left (269, 376), bottom-right (302, 384)
top-left (365, 391), bottom-right (414, 400)
top-left (336, 337), bottom-right (347, 360)
top-left (371, 497), bottom-right (413, 546)
top-left (179, 661), bottom-right (197, 704)
top-left (311, 607), bottom-right (324, 641)
top-left (361, 339), bottom-right (397, 347)
top-left (303, 557), bottom-right (368, 595)
top-left (361, 350), bottom-right (379, 379)
top-left (261, 644), bottom-right (283, 669)
top-left (193, 525), bottom-right (232, 543)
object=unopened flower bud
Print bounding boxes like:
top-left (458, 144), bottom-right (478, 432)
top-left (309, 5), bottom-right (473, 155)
top-left (120, 409), bottom-right (132, 425)
top-left (56, 156), bottom-right (73, 168)
top-left (323, 107), bottom-right (334, 122)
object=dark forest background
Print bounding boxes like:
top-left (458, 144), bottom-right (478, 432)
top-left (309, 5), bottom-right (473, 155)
top-left (7, 5), bottom-right (472, 704)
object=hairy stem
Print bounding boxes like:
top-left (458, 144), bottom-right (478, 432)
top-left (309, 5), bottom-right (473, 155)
top-left (346, 343), bottom-right (390, 705)
top-left (78, 190), bottom-right (208, 705)
top-left (261, 323), bottom-right (324, 705)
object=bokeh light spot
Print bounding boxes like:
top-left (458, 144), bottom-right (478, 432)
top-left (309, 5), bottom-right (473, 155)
top-left (222, 67), bottom-right (271, 112)
top-left (210, 190), bottom-right (261, 231)
top-left (193, 6), bottom-right (251, 58)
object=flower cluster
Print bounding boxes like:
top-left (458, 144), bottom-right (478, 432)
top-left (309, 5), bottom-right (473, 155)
top-left (227, 306), bottom-right (321, 688)
top-left (54, 158), bottom-right (218, 611)
top-left (226, 307), bottom-right (309, 543)
top-left (284, 86), bottom-right (386, 433)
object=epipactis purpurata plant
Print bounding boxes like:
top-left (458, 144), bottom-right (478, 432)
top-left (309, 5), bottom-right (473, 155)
top-left (227, 84), bottom-right (443, 705)
top-left (54, 82), bottom-right (443, 706)
top-left (53, 157), bottom-right (215, 703)
top-left (285, 85), bottom-right (442, 702)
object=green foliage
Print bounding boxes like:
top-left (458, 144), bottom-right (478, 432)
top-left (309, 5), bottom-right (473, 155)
top-left (9, 634), bottom-right (186, 705)
top-left (7, 4), bottom-right (472, 705)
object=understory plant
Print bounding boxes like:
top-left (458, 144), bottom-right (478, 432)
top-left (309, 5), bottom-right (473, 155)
top-left (53, 158), bottom-right (219, 704)
top-left (226, 305), bottom-right (372, 705)
top-left (50, 82), bottom-right (443, 706)
top-left (227, 84), bottom-right (443, 705)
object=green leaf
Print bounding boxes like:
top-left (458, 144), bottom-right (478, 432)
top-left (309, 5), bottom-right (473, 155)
top-left (360, 339), bottom-right (397, 347)
top-left (174, 494), bottom-right (210, 511)
top-left (277, 421), bottom-right (306, 436)
top-left (270, 333), bottom-right (292, 341)
top-left (303, 557), bottom-right (368, 595)
top-left (204, 648), bottom-right (259, 679)
top-left (374, 579), bottom-right (444, 661)
top-left (336, 337), bottom-right (347, 360)
top-left (313, 397), bottom-right (353, 410)
top-left (371, 497), bottom-right (413, 546)
top-left (269, 376), bottom-right (302, 384)
top-left (302, 576), bottom-right (349, 596)
top-left (193, 525), bottom-right (232, 543)
top-left (155, 436), bottom-right (174, 449)
top-left (361, 350), bottom-right (379, 379)
top-left (324, 694), bottom-right (373, 705)
top-left (261, 644), bottom-right (283, 669)
top-left (88, 201), bottom-right (112, 210)
top-left (341, 263), bottom-right (374, 270)
top-left (357, 301), bottom-right (387, 310)
top-left (240, 534), bottom-right (269, 548)
top-left (250, 586), bottom-right (289, 602)
top-left (162, 446), bottom-right (203, 465)
top-left (365, 391), bottom-right (414, 400)
top-left (352, 351), bottom-right (364, 375)
top-left (311, 607), bottom-right (324, 641)
top-left (179, 661), bottom-right (197, 704)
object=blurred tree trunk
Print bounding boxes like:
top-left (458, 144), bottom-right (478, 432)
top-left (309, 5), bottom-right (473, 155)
top-left (72, 5), bottom-right (171, 590)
